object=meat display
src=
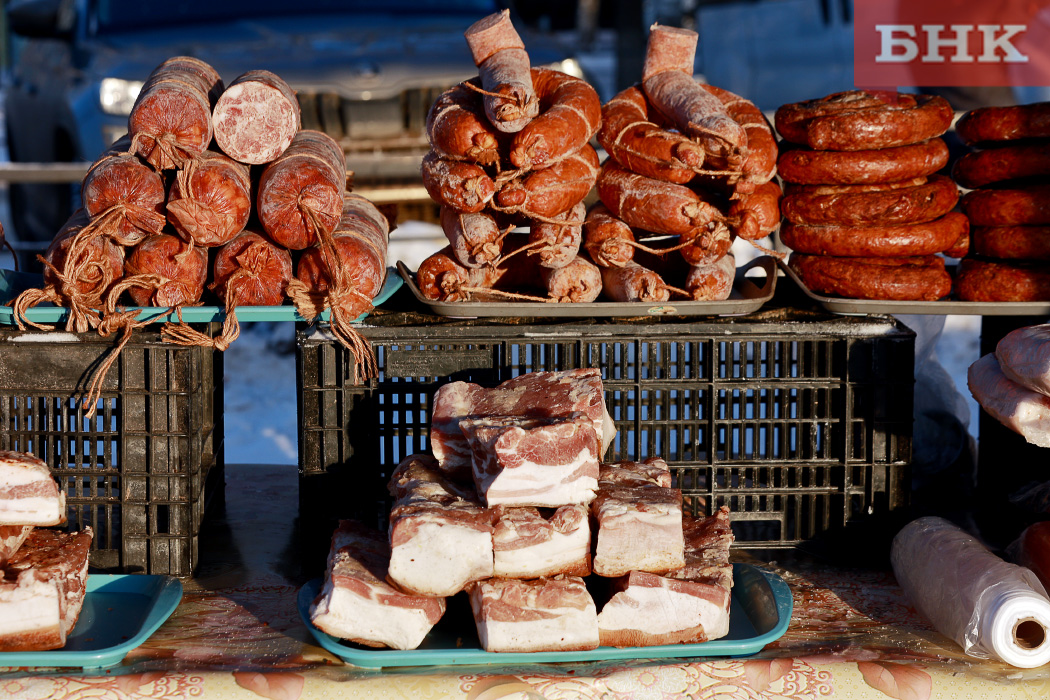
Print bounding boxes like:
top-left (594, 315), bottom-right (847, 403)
top-left (597, 507), bottom-right (734, 647)
top-left (492, 505), bottom-right (591, 578)
top-left (0, 452), bottom-right (66, 527)
top-left (591, 459), bottom-right (686, 577)
top-left (309, 520), bottom-right (446, 650)
top-left (386, 455), bottom-right (495, 597)
top-left (969, 354), bottom-right (1050, 448)
top-left (0, 528), bottom-right (93, 651)
top-left (468, 575), bottom-right (600, 652)
top-left (460, 414), bottom-right (601, 507)
top-left (430, 369), bottom-right (616, 475)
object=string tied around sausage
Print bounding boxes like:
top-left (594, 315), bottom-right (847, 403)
top-left (462, 80), bottom-right (538, 123)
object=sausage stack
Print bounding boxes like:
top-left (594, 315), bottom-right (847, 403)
top-left (16, 56), bottom-right (390, 387)
top-left (954, 102), bottom-right (1050, 301)
top-left (418, 10), bottom-right (604, 303)
top-left (589, 24), bottom-right (780, 302)
top-left (776, 90), bottom-right (962, 301)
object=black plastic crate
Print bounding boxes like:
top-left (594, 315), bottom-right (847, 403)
top-left (0, 326), bottom-right (224, 576)
top-left (297, 308), bottom-right (914, 563)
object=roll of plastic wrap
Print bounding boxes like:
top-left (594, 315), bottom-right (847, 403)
top-left (892, 516), bottom-right (1050, 668)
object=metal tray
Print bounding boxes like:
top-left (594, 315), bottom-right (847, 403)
top-left (0, 574), bottom-right (182, 669)
top-left (779, 257), bottom-right (1050, 316)
top-left (297, 562), bottom-right (792, 669)
top-left (0, 268), bottom-right (402, 326)
top-left (396, 256), bottom-right (777, 318)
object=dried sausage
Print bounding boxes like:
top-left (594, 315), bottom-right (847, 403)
top-left (426, 80), bottom-right (503, 165)
top-left (684, 253), bottom-right (735, 300)
top-left (212, 70), bottom-right (301, 165)
top-left (81, 137), bottom-right (166, 247)
top-left (464, 10), bottom-right (538, 133)
top-left (417, 245), bottom-right (505, 301)
top-left (257, 130), bottom-right (346, 250)
top-left (528, 201), bottom-right (585, 269)
top-left (166, 150), bottom-right (252, 247)
top-left (781, 211), bottom-right (968, 257)
top-left (42, 209), bottom-right (124, 304)
top-left (123, 234), bottom-right (208, 307)
top-left (440, 206), bottom-right (503, 268)
top-left (541, 255), bottom-right (602, 302)
top-left (495, 144), bottom-right (598, 219)
top-left (961, 183), bottom-right (1050, 226)
top-left (129, 56), bottom-right (224, 170)
top-left (584, 203), bottom-right (635, 267)
top-left (777, 138), bottom-right (949, 185)
top-left (211, 230), bottom-right (293, 306)
top-left (422, 150), bottom-right (496, 214)
top-left (728, 180), bottom-right (782, 240)
top-left (789, 254), bottom-right (951, 300)
top-left (955, 103), bottom-right (1050, 145)
top-left (781, 174), bottom-right (958, 226)
top-left (953, 142), bottom-right (1050, 189)
top-left (699, 84), bottom-right (777, 191)
top-left (775, 91), bottom-right (952, 150)
top-left (972, 226), bottom-right (1050, 260)
top-left (600, 260), bottom-right (671, 302)
top-left (509, 68), bottom-right (601, 170)
top-left (597, 160), bottom-right (725, 239)
top-left (956, 258), bottom-right (1050, 302)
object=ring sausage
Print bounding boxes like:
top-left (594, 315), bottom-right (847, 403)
top-left (781, 174), bottom-right (958, 226)
top-left (961, 183), bottom-right (1050, 226)
top-left (777, 138), bottom-right (949, 185)
top-left (789, 254), bottom-right (951, 301)
top-left (509, 68), bottom-right (601, 170)
top-left (781, 211), bottom-right (969, 257)
top-left (972, 226), bottom-right (1050, 260)
top-left (956, 258), bottom-right (1050, 302)
top-left (700, 84), bottom-right (777, 190)
top-left (955, 103), bottom-right (1050, 145)
top-left (953, 142), bottom-right (1050, 189)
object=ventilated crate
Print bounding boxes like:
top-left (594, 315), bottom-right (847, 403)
top-left (0, 326), bottom-right (223, 576)
top-left (297, 309), bottom-right (914, 564)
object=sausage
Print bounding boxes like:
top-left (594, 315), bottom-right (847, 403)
top-left (956, 258), bottom-right (1050, 302)
top-left (781, 174), bottom-right (958, 226)
top-left (422, 150), bottom-right (496, 214)
top-left (597, 160), bottom-right (726, 239)
top-left (775, 91), bottom-right (953, 150)
top-left (953, 142), bottom-right (1050, 189)
top-left (296, 193), bottom-right (390, 319)
top-left (129, 56), bottom-right (224, 170)
top-left (416, 245), bottom-right (505, 301)
top-left (684, 253), bottom-right (736, 301)
top-left (972, 226), bottom-right (1050, 260)
top-left (597, 84), bottom-right (704, 185)
top-left (789, 254), bottom-right (951, 301)
top-left (777, 138), bottom-right (949, 185)
top-left (680, 220), bottom-right (733, 266)
top-left (961, 183), bottom-right (1050, 226)
top-left (540, 255), bottom-right (602, 302)
top-left (946, 228), bottom-right (970, 259)
top-left (464, 10), bottom-right (538, 133)
top-left (955, 103), bottom-right (1050, 145)
top-left (440, 206), bottom-right (503, 268)
top-left (42, 209), bottom-right (124, 304)
top-left (80, 135), bottom-right (166, 247)
top-left (728, 180), bottom-right (782, 241)
top-left (600, 260), bottom-right (671, 302)
top-left (211, 230), bottom-right (293, 306)
top-left (426, 80), bottom-right (503, 165)
top-left (508, 68), bottom-right (601, 170)
top-left (257, 130), bottom-right (346, 250)
top-left (123, 234), bottom-right (208, 307)
top-left (642, 26), bottom-right (747, 170)
top-left (781, 211), bottom-right (968, 257)
top-left (528, 201), bottom-right (585, 269)
top-left (495, 143), bottom-right (598, 219)
top-left (699, 84), bottom-right (777, 191)
top-left (584, 203), bottom-right (635, 267)
top-left (166, 150), bottom-right (253, 248)
top-left (212, 70), bottom-right (301, 165)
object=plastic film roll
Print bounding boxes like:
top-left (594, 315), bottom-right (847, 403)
top-left (891, 516), bottom-right (1050, 668)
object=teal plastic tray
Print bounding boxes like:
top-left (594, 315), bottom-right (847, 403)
top-left (0, 267), bottom-right (402, 325)
top-left (298, 563), bottom-right (792, 669)
top-left (0, 574), bottom-right (182, 669)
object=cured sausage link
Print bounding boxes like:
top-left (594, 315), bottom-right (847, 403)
top-left (426, 80), bottom-right (502, 165)
top-left (421, 151), bottom-right (496, 214)
top-left (699, 84), bottom-right (777, 191)
top-left (495, 144), bottom-right (598, 219)
top-left (464, 10), bottom-right (539, 133)
top-left (597, 160), bottom-right (725, 239)
top-left (728, 180), bottom-right (781, 241)
top-left (584, 203), bottom-right (636, 268)
top-left (778, 138), bottom-right (949, 185)
top-left (509, 68), bottom-right (601, 170)
top-left (441, 206), bottom-right (503, 268)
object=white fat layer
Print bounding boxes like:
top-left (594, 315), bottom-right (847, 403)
top-left (0, 579), bottom-right (61, 636)
top-left (477, 608), bottom-right (599, 652)
top-left (310, 578), bottom-right (434, 650)
top-left (0, 465), bottom-right (49, 487)
top-left (388, 522), bottom-right (493, 597)
top-left (597, 585), bottom-right (729, 638)
top-left (494, 525), bottom-right (590, 578)
top-left (0, 496), bottom-right (64, 526)
top-left (477, 453), bottom-right (598, 507)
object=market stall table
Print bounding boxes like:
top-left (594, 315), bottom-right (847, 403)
top-left (0, 464), bottom-right (1044, 699)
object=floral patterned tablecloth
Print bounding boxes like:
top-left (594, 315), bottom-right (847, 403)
top-left (2, 465), bottom-right (1048, 700)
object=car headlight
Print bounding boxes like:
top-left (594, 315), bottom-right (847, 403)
top-left (99, 78), bottom-right (144, 116)
top-left (539, 58), bottom-right (585, 80)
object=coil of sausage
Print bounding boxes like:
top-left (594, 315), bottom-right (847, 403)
top-left (81, 135), bottom-right (166, 247)
top-left (495, 143), bottom-right (599, 219)
top-left (123, 234), bottom-right (209, 307)
top-left (961, 183), bottom-right (1050, 227)
top-left (955, 103), bottom-right (1050, 145)
top-left (211, 230), bottom-right (294, 306)
top-left (953, 142), bottom-right (1050, 189)
top-left (789, 254), bottom-right (952, 300)
top-left (464, 10), bottom-right (539, 133)
top-left (973, 226), bottom-right (1050, 260)
top-left (781, 174), bottom-right (958, 226)
top-left (166, 150), bottom-right (253, 248)
top-left (956, 258), bottom-right (1050, 302)
top-left (781, 211), bottom-right (969, 258)
top-left (508, 68), bottom-right (601, 170)
top-left (257, 130), bottom-right (346, 250)
top-left (777, 138), bottom-right (950, 185)
top-left (700, 84), bottom-right (777, 191)
top-left (212, 70), bottom-right (301, 165)
top-left (129, 56), bottom-right (224, 170)
top-left (775, 91), bottom-right (952, 151)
